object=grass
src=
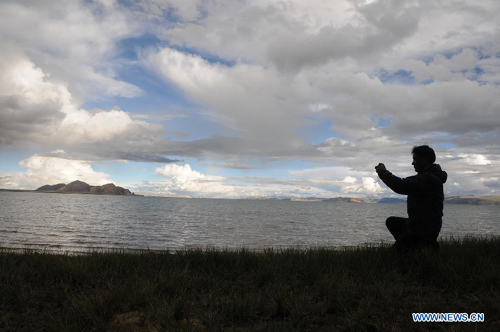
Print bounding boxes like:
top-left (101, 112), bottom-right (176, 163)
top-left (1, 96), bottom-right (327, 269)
top-left (1, 236), bottom-right (499, 331)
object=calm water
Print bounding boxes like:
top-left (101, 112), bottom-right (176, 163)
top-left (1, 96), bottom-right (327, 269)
top-left (1, 192), bottom-right (499, 252)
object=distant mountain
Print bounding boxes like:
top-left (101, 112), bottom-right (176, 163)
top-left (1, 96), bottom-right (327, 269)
top-left (444, 196), bottom-right (500, 205)
top-left (287, 197), bottom-right (399, 203)
top-left (324, 197), bottom-right (405, 204)
top-left (36, 180), bottom-right (135, 196)
top-left (377, 197), bottom-right (406, 204)
top-left (324, 197), bottom-right (369, 203)
top-left (281, 195), bottom-right (500, 205)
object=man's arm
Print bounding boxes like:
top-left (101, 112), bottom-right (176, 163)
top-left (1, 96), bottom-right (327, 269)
top-left (375, 163), bottom-right (427, 195)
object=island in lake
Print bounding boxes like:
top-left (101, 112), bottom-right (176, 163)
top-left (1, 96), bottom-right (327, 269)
top-left (0, 181), bottom-right (138, 195)
top-left (34, 180), bottom-right (136, 196)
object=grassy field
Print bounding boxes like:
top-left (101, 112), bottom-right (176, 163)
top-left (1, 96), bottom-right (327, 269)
top-left (1, 236), bottom-right (499, 331)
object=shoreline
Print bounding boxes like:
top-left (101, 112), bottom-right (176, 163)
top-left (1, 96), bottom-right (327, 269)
top-left (1, 235), bottom-right (498, 256)
top-left (0, 188), bottom-right (143, 196)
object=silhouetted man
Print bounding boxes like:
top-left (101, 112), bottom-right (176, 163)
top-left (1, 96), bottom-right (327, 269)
top-left (375, 145), bottom-right (447, 252)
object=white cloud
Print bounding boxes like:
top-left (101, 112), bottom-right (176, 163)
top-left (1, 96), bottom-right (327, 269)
top-left (362, 177), bottom-right (384, 194)
top-left (0, 155), bottom-right (110, 190)
top-left (60, 108), bottom-right (134, 143)
top-left (338, 176), bottom-right (384, 194)
top-left (154, 163), bottom-right (235, 197)
top-left (457, 153), bottom-right (491, 166)
top-left (0, 0), bottom-right (143, 100)
top-left (0, 57), bottom-right (165, 159)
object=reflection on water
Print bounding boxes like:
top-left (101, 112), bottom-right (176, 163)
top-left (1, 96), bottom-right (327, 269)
top-left (0, 192), bottom-right (499, 252)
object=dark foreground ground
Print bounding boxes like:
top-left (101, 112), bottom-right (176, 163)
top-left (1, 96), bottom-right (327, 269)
top-left (1, 236), bottom-right (499, 331)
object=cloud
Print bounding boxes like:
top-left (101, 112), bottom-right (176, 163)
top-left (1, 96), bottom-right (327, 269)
top-left (483, 179), bottom-right (500, 189)
top-left (125, 163), bottom-right (387, 198)
top-left (0, 95), bottom-right (64, 145)
top-left (399, 48), bottom-right (480, 83)
top-left (2, 0), bottom-right (500, 198)
top-left (0, 155), bottom-right (110, 190)
top-left (310, 69), bottom-right (500, 140)
top-left (289, 166), bottom-right (386, 195)
top-left (146, 0), bottom-right (421, 71)
top-left (0, 56), bottom-right (171, 162)
top-left (138, 0), bottom-right (202, 22)
top-left (0, 0), bottom-right (143, 100)
top-left (139, 0), bottom-right (500, 150)
top-left (152, 163), bottom-right (236, 197)
top-left (457, 154), bottom-right (491, 166)
top-left (217, 162), bottom-right (259, 170)
top-left (144, 43), bottom-right (500, 171)
top-left (138, 40), bottom-right (500, 198)
top-left (169, 130), bottom-right (190, 139)
top-left (145, 47), bottom-right (316, 157)
top-left (267, 0), bottom-right (420, 72)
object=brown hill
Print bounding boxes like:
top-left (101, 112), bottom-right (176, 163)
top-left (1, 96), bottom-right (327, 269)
top-left (57, 180), bottom-right (91, 193)
top-left (36, 180), bottom-right (134, 196)
top-left (36, 183), bottom-right (66, 191)
top-left (89, 183), bottom-right (132, 196)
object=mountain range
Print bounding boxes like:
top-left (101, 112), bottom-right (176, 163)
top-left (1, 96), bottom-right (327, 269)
top-left (284, 195), bottom-right (500, 205)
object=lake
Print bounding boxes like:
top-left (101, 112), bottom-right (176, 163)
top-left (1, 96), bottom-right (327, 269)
top-left (1, 192), bottom-right (499, 252)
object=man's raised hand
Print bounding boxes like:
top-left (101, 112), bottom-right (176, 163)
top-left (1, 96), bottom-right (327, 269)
top-left (375, 163), bottom-right (386, 173)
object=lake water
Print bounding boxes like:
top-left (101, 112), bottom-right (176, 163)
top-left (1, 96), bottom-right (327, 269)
top-left (1, 192), bottom-right (499, 252)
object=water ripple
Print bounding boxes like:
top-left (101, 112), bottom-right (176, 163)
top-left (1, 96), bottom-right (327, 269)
top-left (1, 192), bottom-right (499, 252)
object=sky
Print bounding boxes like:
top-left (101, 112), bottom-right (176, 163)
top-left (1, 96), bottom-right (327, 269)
top-left (0, 0), bottom-right (499, 199)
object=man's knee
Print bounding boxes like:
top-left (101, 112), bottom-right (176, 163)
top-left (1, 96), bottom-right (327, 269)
top-left (385, 216), bottom-right (399, 229)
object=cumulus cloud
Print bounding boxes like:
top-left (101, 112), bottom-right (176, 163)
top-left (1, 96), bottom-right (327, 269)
top-left (0, 155), bottom-right (110, 190)
top-left (153, 163), bottom-right (236, 197)
top-left (0, 55), bottom-right (169, 162)
top-left (0, 57), bottom-right (136, 144)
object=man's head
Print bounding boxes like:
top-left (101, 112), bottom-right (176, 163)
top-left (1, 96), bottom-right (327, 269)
top-left (412, 145), bottom-right (436, 173)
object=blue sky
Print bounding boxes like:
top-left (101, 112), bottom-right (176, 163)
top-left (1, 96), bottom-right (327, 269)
top-left (1, 0), bottom-right (499, 198)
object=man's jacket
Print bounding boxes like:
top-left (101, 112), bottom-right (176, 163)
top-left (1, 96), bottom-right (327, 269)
top-left (377, 164), bottom-right (448, 240)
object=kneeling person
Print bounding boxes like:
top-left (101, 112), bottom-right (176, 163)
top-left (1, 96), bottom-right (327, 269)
top-left (375, 145), bottom-right (447, 252)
